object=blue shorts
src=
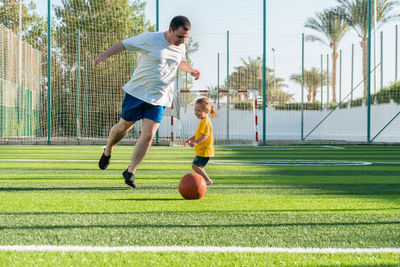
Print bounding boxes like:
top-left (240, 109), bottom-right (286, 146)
top-left (121, 93), bottom-right (165, 123)
top-left (193, 156), bottom-right (210, 167)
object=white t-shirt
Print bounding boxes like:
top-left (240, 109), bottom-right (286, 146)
top-left (121, 32), bottom-right (186, 106)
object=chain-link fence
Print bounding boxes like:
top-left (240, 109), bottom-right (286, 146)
top-left (1, 0), bottom-right (399, 145)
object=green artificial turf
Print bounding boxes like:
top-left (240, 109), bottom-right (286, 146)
top-left (0, 145), bottom-right (399, 266)
top-left (1, 251), bottom-right (400, 267)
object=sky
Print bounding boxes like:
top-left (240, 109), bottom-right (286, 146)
top-left (31, 0), bottom-right (400, 102)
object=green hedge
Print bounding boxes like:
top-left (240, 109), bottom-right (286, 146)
top-left (233, 101), bottom-right (254, 110)
top-left (274, 102), bottom-right (322, 110)
top-left (372, 82), bottom-right (400, 104)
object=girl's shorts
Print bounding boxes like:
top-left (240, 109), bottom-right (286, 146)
top-left (192, 156), bottom-right (210, 167)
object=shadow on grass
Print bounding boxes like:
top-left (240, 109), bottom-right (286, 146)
top-left (0, 187), bottom-right (132, 192)
top-left (0, 177), bottom-right (179, 181)
top-left (1, 207), bottom-right (400, 216)
top-left (0, 183), bottom-right (400, 195)
top-left (0, 221), bottom-right (399, 230)
top-left (106, 198), bottom-right (183, 201)
top-left (208, 183), bottom-right (400, 195)
top-left (338, 265), bottom-right (399, 267)
top-left (0, 178), bottom-right (122, 181)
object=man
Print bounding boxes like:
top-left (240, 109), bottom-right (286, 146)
top-left (94, 16), bottom-right (200, 188)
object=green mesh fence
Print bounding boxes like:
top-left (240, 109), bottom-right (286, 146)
top-left (0, 0), bottom-right (399, 145)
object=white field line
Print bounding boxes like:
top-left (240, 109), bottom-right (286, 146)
top-left (0, 245), bottom-right (400, 253)
top-left (322, 146), bottom-right (345, 149)
top-left (211, 161), bottom-right (372, 166)
top-left (0, 159), bottom-right (376, 166)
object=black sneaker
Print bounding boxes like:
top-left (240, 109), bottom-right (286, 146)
top-left (123, 169), bottom-right (136, 188)
top-left (98, 150), bottom-right (111, 170)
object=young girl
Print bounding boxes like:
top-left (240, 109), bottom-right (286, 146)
top-left (184, 97), bottom-right (217, 185)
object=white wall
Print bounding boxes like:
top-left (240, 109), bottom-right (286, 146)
top-left (157, 102), bottom-right (400, 143)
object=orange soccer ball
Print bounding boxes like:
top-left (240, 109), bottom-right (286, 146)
top-left (179, 173), bottom-right (207, 200)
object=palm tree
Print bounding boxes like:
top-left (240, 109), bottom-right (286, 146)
top-left (232, 56), bottom-right (289, 103)
top-left (305, 7), bottom-right (349, 103)
top-left (231, 56), bottom-right (263, 96)
top-left (208, 56), bottom-right (292, 104)
top-left (290, 67), bottom-right (328, 102)
top-left (266, 71), bottom-right (289, 104)
top-left (338, 0), bottom-right (399, 97)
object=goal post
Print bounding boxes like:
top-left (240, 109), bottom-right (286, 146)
top-left (162, 89), bottom-right (259, 146)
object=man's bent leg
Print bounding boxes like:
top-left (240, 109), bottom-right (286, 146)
top-left (99, 118), bottom-right (135, 170)
top-left (128, 118), bottom-right (160, 174)
top-left (104, 118), bottom-right (135, 156)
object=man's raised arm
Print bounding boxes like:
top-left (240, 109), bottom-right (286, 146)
top-left (94, 42), bottom-right (125, 67)
top-left (178, 61), bottom-right (200, 80)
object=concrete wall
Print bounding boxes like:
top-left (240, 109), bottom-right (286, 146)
top-left (157, 102), bottom-right (399, 143)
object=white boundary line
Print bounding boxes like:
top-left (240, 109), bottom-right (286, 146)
top-left (0, 245), bottom-right (400, 253)
top-left (0, 159), bottom-right (376, 166)
top-left (211, 161), bottom-right (372, 166)
top-left (322, 146), bottom-right (345, 149)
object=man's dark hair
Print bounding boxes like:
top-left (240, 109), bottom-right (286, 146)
top-left (170, 16), bottom-right (191, 31)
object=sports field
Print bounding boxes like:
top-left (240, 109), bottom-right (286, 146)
top-left (0, 145), bottom-right (399, 266)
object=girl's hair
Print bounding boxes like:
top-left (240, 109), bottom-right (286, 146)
top-left (196, 97), bottom-right (218, 118)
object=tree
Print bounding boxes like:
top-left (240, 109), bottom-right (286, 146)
top-left (235, 56), bottom-right (290, 103)
top-left (305, 7), bottom-right (349, 103)
top-left (290, 67), bottom-right (327, 102)
top-left (338, 0), bottom-right (399, 97)
top-left (54, 0), bottom-right (154, 65)
top-left (231, 56), bottom-right (263, 97)
top-left (177, 36), bottom-right (200, 90)
top-left (175, 36), bottom-right (199, 112)
top-left (0, 0), bottom-right (46, 48)
top-left (208, 56), bottom-right (292, 104)
top-left (51, 0), bottom-right (155, 137)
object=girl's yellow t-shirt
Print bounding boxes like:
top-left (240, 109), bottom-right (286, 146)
top-left (195, 116), bottom-right (214, 157)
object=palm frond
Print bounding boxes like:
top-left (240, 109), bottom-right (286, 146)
top-left (305, 7), bottom-right (349, 47)
top-left (305, 35), bottom-right (328, 46)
